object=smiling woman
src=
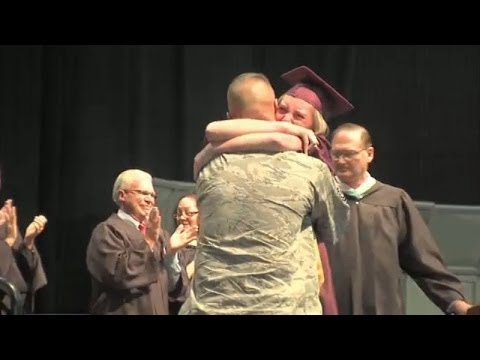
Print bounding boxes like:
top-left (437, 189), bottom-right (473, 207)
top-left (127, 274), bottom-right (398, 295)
top-left (169, 193), bottom-right (199, 315)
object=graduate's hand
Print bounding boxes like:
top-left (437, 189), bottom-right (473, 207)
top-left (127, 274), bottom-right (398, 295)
top-left (280, 123), bottom-right (318, 154)
top-left (308, 142), bottom-right (320, 156)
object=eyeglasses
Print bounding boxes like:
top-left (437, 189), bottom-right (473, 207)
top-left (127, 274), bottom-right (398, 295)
top-left (331, 149), bottom-right (367, 161)
top-left (174, 210), bottom-right (199, 219)
top-left (122, 189), bottom-right (157, 200)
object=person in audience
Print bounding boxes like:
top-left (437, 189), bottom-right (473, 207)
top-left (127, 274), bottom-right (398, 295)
top-left (168, 193), bottom-right (199, 315)
top-left (0, 198), bottom-right (48, 314)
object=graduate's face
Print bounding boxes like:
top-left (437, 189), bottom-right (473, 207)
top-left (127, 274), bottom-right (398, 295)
top-left (276, 95), bottom-right (315, 131)
top-left (119, 178), bottom-right (156, 222)
top-left (332, 129), bottom-right (374, 186)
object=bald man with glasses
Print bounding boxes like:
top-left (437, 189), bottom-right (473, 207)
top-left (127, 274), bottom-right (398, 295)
top-left (327, 123), bottom-right (473, 315)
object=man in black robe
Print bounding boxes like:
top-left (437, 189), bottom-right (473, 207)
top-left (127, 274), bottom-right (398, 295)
top-left (86, 169), bottom-right (171, 315)
top-left (86, 169), bottom-right (197, 315)
top-left (327, 123), bottom-right (472, 315)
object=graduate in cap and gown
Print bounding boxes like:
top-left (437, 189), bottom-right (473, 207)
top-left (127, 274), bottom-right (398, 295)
top-left (277, 66), bottom-right (353, 314)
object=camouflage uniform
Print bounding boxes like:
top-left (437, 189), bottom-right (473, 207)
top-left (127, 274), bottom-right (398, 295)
top-left (179, 151), bottom-right (349, 315)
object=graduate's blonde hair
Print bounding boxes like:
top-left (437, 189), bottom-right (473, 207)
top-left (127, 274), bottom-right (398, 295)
top-left (277, 94), bottom-right (329, 136)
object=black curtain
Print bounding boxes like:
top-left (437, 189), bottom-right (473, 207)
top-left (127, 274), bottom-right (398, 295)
top-left (1, 45), bottom-right (479, 313)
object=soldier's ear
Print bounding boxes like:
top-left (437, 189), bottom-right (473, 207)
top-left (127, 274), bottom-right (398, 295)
top-left (367, 146), bottom-right (375, 164)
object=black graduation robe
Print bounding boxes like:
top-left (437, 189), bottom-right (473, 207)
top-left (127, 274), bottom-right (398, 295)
top-left (86, 213), bottom-right (169, 315)
top-left (0, 232), bottom-right (47, 314)
top-left (327, 181), bottom-right (465, 315)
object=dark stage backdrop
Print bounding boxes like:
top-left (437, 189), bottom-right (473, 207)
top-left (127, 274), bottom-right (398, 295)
top-left (0, 45), bottom-right (479, 313)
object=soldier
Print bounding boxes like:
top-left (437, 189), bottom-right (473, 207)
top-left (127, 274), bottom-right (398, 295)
top-left (194, 65), bottom-right (354, 315)
top-left (179, 72), bottom-right (349, 315)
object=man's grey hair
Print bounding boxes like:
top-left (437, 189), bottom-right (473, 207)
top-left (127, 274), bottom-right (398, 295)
top-left (112, 169), bottom-right (152, 206)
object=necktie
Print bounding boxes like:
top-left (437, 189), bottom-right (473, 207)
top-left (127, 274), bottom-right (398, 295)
top-left (138, 222), bottom-right (146, 235)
